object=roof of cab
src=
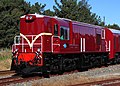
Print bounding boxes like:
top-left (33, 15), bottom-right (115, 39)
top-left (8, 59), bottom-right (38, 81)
top-left (21, 13), bottom-right (45, 18)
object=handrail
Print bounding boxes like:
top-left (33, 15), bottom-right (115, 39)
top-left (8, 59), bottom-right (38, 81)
top-left (51, 35), bottom-right (60, 52)
top-left (14, 35), bottom-right (42, 52)
top-left (14, 34), bottom-right (60, 53)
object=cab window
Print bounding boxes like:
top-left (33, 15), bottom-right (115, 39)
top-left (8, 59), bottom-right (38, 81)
top-left (54, 24), bottom-right (58, 36)
top-left (60, 26), bottom-right (69, 40)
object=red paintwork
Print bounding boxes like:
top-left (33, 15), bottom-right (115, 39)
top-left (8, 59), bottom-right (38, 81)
top-left (18, 53), bottom-right (36, 62)
top-left (12, 13), bottom-right (120, 67)
top-left (113, 33), bottom-right (120, 52)
top-left (105, 28), bottom-right (114, 59)
top-left (104, 28), bottom-right (120, 59)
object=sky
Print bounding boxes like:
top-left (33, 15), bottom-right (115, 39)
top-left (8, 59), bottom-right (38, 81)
top-left (25, 0), bottom-right (120, 26)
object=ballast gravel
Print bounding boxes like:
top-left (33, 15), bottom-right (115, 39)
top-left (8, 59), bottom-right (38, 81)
top-left (8, 64), bottom-right (120, 86)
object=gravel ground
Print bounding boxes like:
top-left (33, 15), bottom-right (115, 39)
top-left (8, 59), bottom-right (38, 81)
top-left (8, 64), bottom-right (120, 86)
top-left (0, 74), bottom-right (14, 79)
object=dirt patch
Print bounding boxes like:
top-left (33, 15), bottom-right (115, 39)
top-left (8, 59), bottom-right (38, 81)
top-left (0, 59), bottom-right (12, 71)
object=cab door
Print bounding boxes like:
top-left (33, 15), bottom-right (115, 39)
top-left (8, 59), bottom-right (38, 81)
top-left (51, 18), bottom-right (60, 53)
top-left (60, 26), bottom-right (70, 52)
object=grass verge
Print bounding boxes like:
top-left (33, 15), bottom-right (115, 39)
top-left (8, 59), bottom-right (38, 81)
top-left (0, 48), bottom-right (12, 61)
top-left (0, 48), bottom-right (12, 70)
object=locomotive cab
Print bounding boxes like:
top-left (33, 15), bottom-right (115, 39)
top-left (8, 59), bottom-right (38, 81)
top-left (51, 17), bottom-right (70, 53)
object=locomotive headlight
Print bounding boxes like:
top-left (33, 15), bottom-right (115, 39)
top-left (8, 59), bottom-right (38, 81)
top-left (25, 15), bottom-right (36, 21)
top-left (26, 16), bottom-right (29, 20)
top-left (37, 48), bottom-right (41, 53)
top-left (15, 49), bottom-right (18, 52)
top-left (13, 49), bottom-right (18, 54)
top-left (36, 48), bottom-right (41, 55)
top-left (30, 16), bottom-right (32, 19)
top-left (12, 49), bottom-right (19, 57)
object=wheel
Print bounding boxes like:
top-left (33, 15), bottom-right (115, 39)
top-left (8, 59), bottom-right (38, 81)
top-left (80, 68), bottom-right (88, 72)
top-left (43, 74), bottom-right (50, 78)
top-left (58, 70), bottom-right (63, 75)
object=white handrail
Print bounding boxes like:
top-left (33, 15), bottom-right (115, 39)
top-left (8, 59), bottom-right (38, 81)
top-left (14, 35), bottom-right (42, 52)
top-left (52, 36), bottom-right (60, 52)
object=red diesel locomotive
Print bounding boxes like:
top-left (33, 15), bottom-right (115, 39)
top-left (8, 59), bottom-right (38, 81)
top-left (11, 13), bottom-right (120, 75)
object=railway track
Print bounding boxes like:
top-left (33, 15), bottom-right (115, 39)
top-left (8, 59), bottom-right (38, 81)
top-left (71, 78), bottom-right (120, 86)
top-left (0, 76), bottom-right (22, 85)
top-left (0, 70), bottom-right (15, 75)
top-left (0, 64), bottom-right (119, 85)
top-left (0, 75), bottom-right (41, 85)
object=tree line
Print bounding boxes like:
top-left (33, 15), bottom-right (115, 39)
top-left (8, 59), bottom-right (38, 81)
top-left (0, 0), bottom-right (119, 48)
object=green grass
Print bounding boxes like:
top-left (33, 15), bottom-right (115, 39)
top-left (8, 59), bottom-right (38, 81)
top-left (0, 48), bottom-right (12, 61)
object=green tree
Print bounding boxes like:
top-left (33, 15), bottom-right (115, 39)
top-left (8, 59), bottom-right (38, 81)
top-left (44, 9), bottom-right (55, 16)
top-left (29, 2), bottom-right (46, 14)
top-left (107, 24), bottom-right (120, 30)
top-left (0, 0), bottom-right (26, 47)
top-left (53, 0), bottom-right (102, 25)
top-left (0, 0), bottom-right (46, 48)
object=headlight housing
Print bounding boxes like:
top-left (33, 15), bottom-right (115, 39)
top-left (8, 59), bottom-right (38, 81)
top-left (12, 49), bottom-right (18, 57)
top-left (37, 48), bottom-right (41, 53)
